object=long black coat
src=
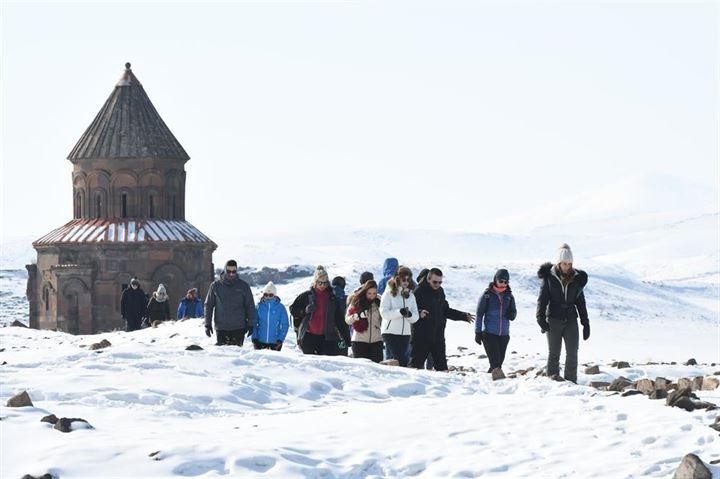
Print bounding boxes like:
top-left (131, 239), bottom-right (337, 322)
top-left (147, 295), bottom-right (171, 323)
top-left (536, 262), bottom-right (589, 323)
top-left (412, 281), bottom-right (467, 342)
top-left (121, 287), bottom-right (147, 321)
top-left (290, 288), bottom-right (351, 344)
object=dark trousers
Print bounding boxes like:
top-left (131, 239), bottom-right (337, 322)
top-left (301, 333), bottom-right (341, 356)
top-left (216, 329), bottom-right (246, 346)
top-left (253, 340), bottom-right (282, 351)
top-left (546, 318), bottom-right (579, 382)
top-left (410, 337), bottom-right (447, 371)
top-left (383, 334), bottom-right (410, 366)
top-left (351, 341), bottom-right (384, 363)
top-left (477, 332), bottom-right (510, 371)
top-left (125, 317), bottom-right (142, 332)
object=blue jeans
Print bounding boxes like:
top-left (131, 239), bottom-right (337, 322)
top-left (383, 334), bottom-right (410, 366)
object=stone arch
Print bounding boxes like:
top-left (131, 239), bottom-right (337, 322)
top-left (165, 170), bottom-right (182, 219)
top-left (140, 169), bottom-right (164, 218)
top-left (111, 171), bottom-right (138, 218)
top-left (73, 173), bottom-right (88, 218)
top-left (150, 263), bottom-right (186, 309)
top-left (87, 170), bottom-right (110, 218)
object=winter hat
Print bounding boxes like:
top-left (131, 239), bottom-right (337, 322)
top-left (262, 281), bottom-right (277, 295)
top-left (359, 271), bottom-right (374, 285)
top-left (313, 265), bottom-right (329, 286)
top-left (156, 284), bottom-right (167, 295)
top-left (396, 265), bottom-right (413, 279)
top-left (331, 276), bottom-right (346, 289)
top-left (494, 269), bottom-right (510, 283)
top-left (557, 243), bottom-right (574, 263)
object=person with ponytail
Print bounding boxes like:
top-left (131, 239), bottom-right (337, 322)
top-left (475, 269), bottom-right (517, 374)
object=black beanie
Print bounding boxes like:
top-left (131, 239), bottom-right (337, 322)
top-left (332, 276), bottom-right (346, 288)
top-left (359, 271), bottom-right (374, 284)
top-left (494, 269), bottom-right (510, 283)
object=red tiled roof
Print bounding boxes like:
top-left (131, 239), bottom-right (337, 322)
top-left (34, 219), bottom-right (215, 246)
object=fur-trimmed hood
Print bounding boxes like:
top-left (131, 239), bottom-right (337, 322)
top-left (537, 262), bottom-right (588, 288)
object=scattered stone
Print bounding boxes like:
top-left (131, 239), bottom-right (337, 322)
top-left (511, 351), bottom-right (517, 354)
top-left (0, 348), bottom-right (5, 352)
top-left (608, 377), bottom-right (632, 392)
top-left (54, 417), bottom-right (92, 433)
top-left (667, 387), bottom-right (693, 407)
top-left (655, 377), bottom-right (670, 391)
top-left (673, 397), bottom-right (698, 412)
top-left (40, 414), bottom-right (59, 425)
top-left (692, 377), bottom-right (704, 391)
top-left (714, 371), bottom-right (720, 376)
top-left (10, 320), bottom-right (28, 328)
top-left (612, 361), bottom-right (631, 369)
top-left (622, 390), bottom-right (644, 397)
top-left (678, 378), bottom-right (693, 390)
top-left (6, 390), bottom-right (33, 407)
top-left (702, 377), bottom-right (719, 391)
top-left (478, 354), bottom-right (487, 359)
top-left (169, 333), bottom-right (179, 339)
top-left (88, 339), bottom-right (111, 351)
top-left (1, 361), bottom-right (6, 366)
top-left (672, 453), bottom-right (711, 479)
top-left (549, 374), bottom-right (565, 382)
top-left (380, 359), bottom-right (399, 367)
top-left (589, 381), bottom-right (611, 390)
top-left (149, 451), bottom-right (161, 460)
top-left (685, 358), bottom-right (698, 366)
top-left (635, 378), bottom-right (655, 395)
top-left (710, 459), bottom-right (720, 465)
top-left (585, 365), bottom-right (601, 375)
top-left (21, 474), bottom-right (54, 479)
top-left (185, 345), bottom-right (203, 351)
top-left (650, 389), bottom-right (668, 400)
top-left (536, 369), bottom-right (548, 377)
top-left (491, 368), bottom-right (506, 381)
top-left (671, 361), bottom-right (677, 365)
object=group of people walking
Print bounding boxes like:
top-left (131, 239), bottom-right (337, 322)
top-left (120, 244), bottom-right (590, 382)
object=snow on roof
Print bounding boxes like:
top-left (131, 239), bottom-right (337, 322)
top-left (34, 219), bottom-right (215, 246)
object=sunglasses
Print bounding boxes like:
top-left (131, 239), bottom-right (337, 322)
top-left (226, 269), bottom-right (238, 275)
top-left (430, 280), bottom-right (443, 286)
top-left (497, 279), bottom-right (508, 284)
top-left (317, 281), bottom-right (330, 286)
top-left (262, 293), bottom-right (275, 298)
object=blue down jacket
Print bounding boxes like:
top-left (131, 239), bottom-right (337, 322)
top-left (252, 296), bottom-right (290, 344)
top-left (476, 283), bottom-right (517, 336)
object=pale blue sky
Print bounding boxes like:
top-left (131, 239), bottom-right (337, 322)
top-left (1, 1), bottom-right (717, 239)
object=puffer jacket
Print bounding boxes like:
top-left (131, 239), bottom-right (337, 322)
top-left (290, 288), bottom-right (352, 344)
top-left (476, 283), bottom-right (517, 336)
top-left (377, 258), bottom-right (399, 295)
top-left (379, 289), bottom-right (418, 336)
top-left (346, 302), bottom-right (383, 343)
top-left (252, 296), bottom-right (289, 344)
top-left (205, 274), bottom-right (257, 331)
top-left (536, 262), bottom-right (589, 323)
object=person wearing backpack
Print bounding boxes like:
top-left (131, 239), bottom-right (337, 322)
top-left (475, 269), bottom-right (517, 374)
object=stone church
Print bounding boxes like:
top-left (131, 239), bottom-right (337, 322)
top-left (26, 63), bottom-right (216, 334)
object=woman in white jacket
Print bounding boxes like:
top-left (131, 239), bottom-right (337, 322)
top-left (346, 280), bottom-right (384, 362)
top-left (380, 266), bottom-right (418, 366)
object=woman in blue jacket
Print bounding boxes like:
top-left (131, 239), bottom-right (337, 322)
top-left (475, 269), bottom-right (517, 373)
top-left (252, 282), bottom-right (290, 351)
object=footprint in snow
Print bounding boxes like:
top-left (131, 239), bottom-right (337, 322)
top-left (172, 458), bottom-right (227, 477)
top-left (234, 455), bottom-right (276, 473)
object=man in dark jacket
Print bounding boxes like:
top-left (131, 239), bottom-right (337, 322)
top-left (120, 277), bottom-right (147, 332)
top-left (536, 243), bottom-right (590, 383)
top-left (205, 260), bottom-right (257, 346)
top-left (290, 266), bottom-right (351, 356)
top-left (411, 268), bottom-right (474, 371)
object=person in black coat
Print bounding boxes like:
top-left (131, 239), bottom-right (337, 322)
top-left (411, 268), bottom-right (475, 371)
top-left (536, 243), bottom-right (590, 383)
top-left (120, 277), bottom-right (147, 332)
top-left (290, 266), bottom-right (351, 356)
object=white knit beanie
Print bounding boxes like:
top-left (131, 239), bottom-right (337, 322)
top-left (557, 243), bottom-right (574, 263)
top-left (313, 265), bottom-right (329, 285)
top-left (156, 283), bottom-right (167, 295)
top-left (262, 281), bottom-right (277, 295)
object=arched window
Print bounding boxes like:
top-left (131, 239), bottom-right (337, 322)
top-left (172, 195), bottom-right (177, 219)
top-left (121, 193), bottom-right (128, 218)
top-left (95, 193), bottom-right (102, 219)
top-left (148, 194), bottom-right (155, 218)
top-left (75, 192), bottom-right (81, 218)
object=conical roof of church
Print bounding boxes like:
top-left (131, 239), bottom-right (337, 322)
top-left (67, 63), bottom-right (189, 161)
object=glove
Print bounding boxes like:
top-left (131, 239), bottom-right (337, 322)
top-left (353, 317), bottom-right (369, 332)
top-left (582, 321), bottom-right (590, 341)
top-left (399, 307), bottom-right (412, 318)
top-left (305, 303), bottom-right (316, 314)
top-left (205, 324), bottom-right (213, 337)
top-left (537, 318), bottom-right (549, 333)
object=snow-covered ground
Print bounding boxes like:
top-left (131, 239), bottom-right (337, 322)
top-left (2, 173), bottom-right (718, 477)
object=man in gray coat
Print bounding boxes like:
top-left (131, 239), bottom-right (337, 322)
top-left (205, 259), bottom-right (257, 346)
